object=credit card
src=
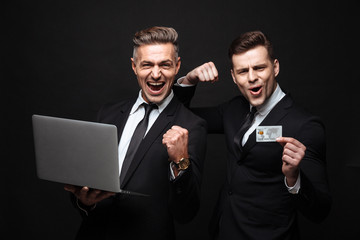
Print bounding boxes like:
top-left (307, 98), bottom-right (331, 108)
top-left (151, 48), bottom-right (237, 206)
top-left (256, 126), bottom-right (282, 142)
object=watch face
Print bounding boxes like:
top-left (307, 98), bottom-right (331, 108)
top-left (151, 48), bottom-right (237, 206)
top-left (179, 158), bottom-right (190, 170)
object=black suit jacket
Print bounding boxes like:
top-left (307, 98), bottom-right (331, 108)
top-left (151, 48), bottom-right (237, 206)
top-left (180, 89), bottom-right (331, 240)
top-left (73, 96), bottom-right (207, 240)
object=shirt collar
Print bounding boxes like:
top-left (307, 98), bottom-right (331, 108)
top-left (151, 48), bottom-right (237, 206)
top-left (130, 90), bottom-right (174, 115)
top-left (251, 83), bottom-right (286, 115)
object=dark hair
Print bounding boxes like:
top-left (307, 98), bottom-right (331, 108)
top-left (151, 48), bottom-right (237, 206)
top-left (228, 31), bottom-right (275, 67)
top-left (132, 26), bottom-right (179, 61)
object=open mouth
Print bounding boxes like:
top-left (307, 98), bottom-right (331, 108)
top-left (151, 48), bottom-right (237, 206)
top-left (147, 82), bottom-right (165, 92)
top-left (249, 86), bottom-right (262, 95)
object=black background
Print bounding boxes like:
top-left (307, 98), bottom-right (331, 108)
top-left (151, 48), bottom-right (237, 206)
top-left (3, 0), bottom-right (359, 239)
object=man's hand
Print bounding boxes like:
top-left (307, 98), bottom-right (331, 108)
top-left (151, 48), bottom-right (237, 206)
top-left (162, 126), bottom-right (189, 176)
top-left (64, 185), bottom-right (115, 206)
top-left (276, 137), bottom-right (306, 187)
top-left (182, 61), bottom-right (219, 85)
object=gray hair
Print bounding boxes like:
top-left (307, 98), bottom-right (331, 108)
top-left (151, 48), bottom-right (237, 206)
top-left (132, 26), bottom-right (179, 62)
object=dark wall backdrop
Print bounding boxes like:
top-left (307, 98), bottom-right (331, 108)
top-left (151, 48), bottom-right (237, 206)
top-left (3, 0), bottom-right (359, 239)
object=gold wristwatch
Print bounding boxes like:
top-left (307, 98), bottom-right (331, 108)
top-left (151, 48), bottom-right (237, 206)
top-left (174, 157), bottom-right (190, 171)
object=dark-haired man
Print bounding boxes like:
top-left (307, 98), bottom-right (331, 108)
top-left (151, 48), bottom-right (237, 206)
top-left (178, 30), bottom-right (331, 239)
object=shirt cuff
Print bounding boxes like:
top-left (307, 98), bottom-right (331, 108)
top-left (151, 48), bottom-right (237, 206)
top-left (174, 76), bottom-right (195, 87)
top-left (169, 162), bottom-right (184, 180)
top-left (284, 173), bottom-right (301, 194)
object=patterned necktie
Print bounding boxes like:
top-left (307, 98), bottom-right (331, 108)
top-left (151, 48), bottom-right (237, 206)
top-left (120, 103), bottom-right (157, 183)
top-left (234, 106), bottom-right (257, 149)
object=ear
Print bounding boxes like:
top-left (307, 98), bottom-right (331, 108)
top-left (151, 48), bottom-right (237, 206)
top-left (273, 59), bottom-right (280, 77)
top-left (131, 58), bottom-right (137, 75)
top-left (231, 69), bottom-right (236, 84)
top-left (175, 57), bottom-right (181, 74)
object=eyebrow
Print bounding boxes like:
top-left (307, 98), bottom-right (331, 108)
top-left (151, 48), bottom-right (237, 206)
top-left (140, 59), bottom-right (174, 65)
top-left (234, 66), bottom-right (249, 72)
top-left (253, 63), bottom-right (268, 68)
top-left (235, 63), bottom-right (268, 71)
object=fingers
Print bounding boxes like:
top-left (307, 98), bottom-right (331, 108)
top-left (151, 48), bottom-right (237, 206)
top-left (85, 188), bottom-right (101, 200)
top-left (185, 61), bottom-right (218, 84)
top-left (162, 125), bottom-right (188, 146)
top-left (198, 62), bottom-right (218, 82)
top-left (64, 185), bottom-right (115, 206)
top-left (276, 137), bottom-right (304, 148)
top-left (276, 137), bottom-right (306, 183)
top-left (98, 191), bottom-right (116, 199)
top-left (91, 190), bottom-right (115, 202)
top-left (64, 185), bottom-right (86, 196)
top-left (277, 137), bottom-right (306, 166)
top-left (277, 137), bottom-right (306, 154)
top-left (162, 125), bottom-right (189, 162)
top-left (282, 149), bottom-right (302, 166)
top-left (277, 137), bottom-right (305, 181)
top-left (75, 187), bottom-right (91, 200)
top-left (64, 184), bottom-right (77, 194)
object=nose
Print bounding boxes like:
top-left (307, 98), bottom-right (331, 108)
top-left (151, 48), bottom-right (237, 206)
top-left (248, 69), bottom-right (257, 82)
top-left (151, 66), bottom-right (161, 79)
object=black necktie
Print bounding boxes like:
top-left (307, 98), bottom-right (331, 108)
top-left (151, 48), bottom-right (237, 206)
top-left (120, 103), bottom-right (157, 183)
top-left (234, 106), bottom-right (257, 149)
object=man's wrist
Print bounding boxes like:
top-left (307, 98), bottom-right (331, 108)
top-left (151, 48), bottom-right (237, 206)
top-left (173, 157), bottom-right (190, 171)
top-left (176, 76), bottom-right (196, 87)
top-left (76, 198), bottom-right (96, 216)
top-left (284, 173), bottom-right (301, 194)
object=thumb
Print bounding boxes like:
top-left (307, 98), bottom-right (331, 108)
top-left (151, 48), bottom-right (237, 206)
top-left (276, 137), bottom-right (286, 147)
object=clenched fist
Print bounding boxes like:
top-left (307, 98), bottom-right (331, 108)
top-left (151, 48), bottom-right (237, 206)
top-left (182, 61), bottom-right (219, 85)
top-left (162, 125), bottom-right (189, 164)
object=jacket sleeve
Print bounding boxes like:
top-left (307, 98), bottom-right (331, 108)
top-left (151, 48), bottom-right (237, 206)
top-left (172, 84), bottom-right (197, 108)
top-left (168, 114), bottom-right (207, 223)
top-left (173, 84), bottom-right (226, 134)
top-left (292, 116), bottom-right (332, 222)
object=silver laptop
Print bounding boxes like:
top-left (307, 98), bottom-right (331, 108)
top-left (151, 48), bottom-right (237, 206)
top-left (32, 114), bottom-right (136, 194)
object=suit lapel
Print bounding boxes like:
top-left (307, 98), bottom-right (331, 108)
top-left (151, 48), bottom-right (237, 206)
top-left (112, 100), bottom-right (134, 143)
top-left (120, 97), bottom-right (179, 188)
top-left (238, 95), bottom-right (293, 162)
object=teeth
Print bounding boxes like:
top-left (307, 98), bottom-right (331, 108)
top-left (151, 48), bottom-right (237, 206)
top-left (149, 82), bottom-right (164, 86)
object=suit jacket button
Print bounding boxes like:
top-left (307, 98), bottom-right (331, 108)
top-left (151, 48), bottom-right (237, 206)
top-left (228, 191), bottom-right (232, 195)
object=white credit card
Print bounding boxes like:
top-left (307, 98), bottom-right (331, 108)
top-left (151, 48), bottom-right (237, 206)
top-left (256, 126), bottom-right (282, 142)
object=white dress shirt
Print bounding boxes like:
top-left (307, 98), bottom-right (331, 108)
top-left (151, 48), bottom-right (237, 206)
top-left (118, 90), bottom-right (174, 176)
top-left (242, 83), bottom-right (285, 145)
